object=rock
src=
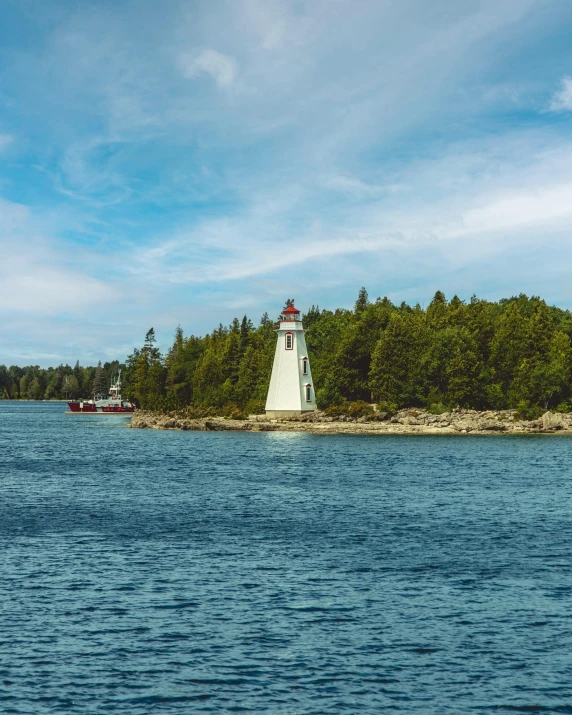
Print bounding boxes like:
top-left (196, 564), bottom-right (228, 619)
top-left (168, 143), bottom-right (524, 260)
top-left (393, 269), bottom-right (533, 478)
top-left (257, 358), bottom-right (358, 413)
top-left (452, 421), bottom-right (474, 432)
top-left (542, 412), bottom-right (566, 431)
top-left (478, 420), bottom-right (507, 432)
top-left (399, 416), bottom-right (422, 425)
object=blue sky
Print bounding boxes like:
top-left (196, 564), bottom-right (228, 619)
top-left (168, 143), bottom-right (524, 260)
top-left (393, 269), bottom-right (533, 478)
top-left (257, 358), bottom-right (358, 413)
top-left (2, 0), bottom-right (572, 367)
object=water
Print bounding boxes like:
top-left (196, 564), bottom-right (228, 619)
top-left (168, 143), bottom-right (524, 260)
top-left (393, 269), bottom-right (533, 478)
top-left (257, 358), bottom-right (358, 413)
top-left (1, 403), bottom-right (572, 713)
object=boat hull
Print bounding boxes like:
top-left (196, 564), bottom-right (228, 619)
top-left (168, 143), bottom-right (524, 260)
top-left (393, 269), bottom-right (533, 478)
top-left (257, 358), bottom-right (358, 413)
top-left (101, 406), bottom-right (135, 413)
top-left (65, 410), bottom-right (134, 415)
top-left (67, 402), bottom-right (135, 413)
top-left (67, 402), bottom-right (97, 412)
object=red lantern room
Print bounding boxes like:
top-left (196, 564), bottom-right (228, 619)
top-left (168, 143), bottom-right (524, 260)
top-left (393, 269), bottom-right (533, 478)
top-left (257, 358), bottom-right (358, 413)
top-left (281, 303), bottom-right (301, 321)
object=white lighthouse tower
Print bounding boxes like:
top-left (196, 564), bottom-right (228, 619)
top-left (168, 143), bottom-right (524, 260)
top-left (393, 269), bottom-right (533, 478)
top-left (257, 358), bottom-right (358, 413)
top-left (265, 301), bottom-right (317, 417)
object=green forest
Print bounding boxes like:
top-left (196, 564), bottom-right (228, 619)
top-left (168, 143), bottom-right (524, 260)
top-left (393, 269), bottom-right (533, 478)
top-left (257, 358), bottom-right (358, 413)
top-left (0, 360), bottom-right (124, 402)
top-left (3, 290), bottom-right (572, 417)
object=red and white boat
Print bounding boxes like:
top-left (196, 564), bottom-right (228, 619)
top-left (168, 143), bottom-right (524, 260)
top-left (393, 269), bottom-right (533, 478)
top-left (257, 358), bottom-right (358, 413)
top-left (67, 371), bottom-right (136, 413)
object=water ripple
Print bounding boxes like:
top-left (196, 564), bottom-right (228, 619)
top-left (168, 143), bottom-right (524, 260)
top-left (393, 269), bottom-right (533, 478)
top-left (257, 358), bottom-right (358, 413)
top-left (1, 403), bottom-right (572, 713)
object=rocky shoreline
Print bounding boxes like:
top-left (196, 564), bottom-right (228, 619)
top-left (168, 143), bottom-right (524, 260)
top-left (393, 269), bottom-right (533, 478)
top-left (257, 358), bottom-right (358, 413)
top-left (128, 408), bottom-right (572, 435)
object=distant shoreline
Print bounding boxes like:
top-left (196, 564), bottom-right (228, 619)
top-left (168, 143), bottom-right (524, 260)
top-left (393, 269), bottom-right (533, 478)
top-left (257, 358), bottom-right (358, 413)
top-left (128, 408), bottom-right (572, 435)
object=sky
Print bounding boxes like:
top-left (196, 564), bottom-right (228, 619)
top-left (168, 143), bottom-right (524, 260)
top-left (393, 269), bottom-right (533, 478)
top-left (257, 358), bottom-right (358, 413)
top-left (2, 0), bottom-right (572, 367)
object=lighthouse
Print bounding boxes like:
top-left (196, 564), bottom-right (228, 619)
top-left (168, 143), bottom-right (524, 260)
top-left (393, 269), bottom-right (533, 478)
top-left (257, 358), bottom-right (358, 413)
top-left (265, 301), bottom-right (317, 417)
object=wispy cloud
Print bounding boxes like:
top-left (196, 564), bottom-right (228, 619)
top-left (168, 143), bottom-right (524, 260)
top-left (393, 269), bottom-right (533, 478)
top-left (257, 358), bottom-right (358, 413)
top-left (549, 76), bottom-right (572, 112)
top-left (179, 49), bottom-right (238, 88)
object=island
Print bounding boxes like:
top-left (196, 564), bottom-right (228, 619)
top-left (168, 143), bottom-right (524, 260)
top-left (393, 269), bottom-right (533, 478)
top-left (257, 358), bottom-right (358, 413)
top-left (128, 407), bottom-right (572, 435)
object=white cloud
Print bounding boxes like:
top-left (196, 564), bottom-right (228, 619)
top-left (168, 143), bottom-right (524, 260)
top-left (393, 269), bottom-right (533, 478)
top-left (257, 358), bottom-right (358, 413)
top-left (549, 76), bottom-right (572, 112)
top-left (179, 49), bottom-right (237, 88)
top-left (0, 264), bottom-right (114, 315)
top-left (126, 133), bottom-right (572, 288)
top-left (0, 198), bottom-right (120, 316)
top-left (458, 184), bottom-right (572, 236)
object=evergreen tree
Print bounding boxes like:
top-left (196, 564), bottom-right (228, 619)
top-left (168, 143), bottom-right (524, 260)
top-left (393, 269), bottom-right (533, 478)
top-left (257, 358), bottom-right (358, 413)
top-left (93, 361), bottom-right (107, 394)
top-left (303, 305), bottom-right (321, 329)
top-left (19, 375), bottom-right (30, 399)
top-left (165, 326), bottom-right (184, 404)
top-left (278, 298), bottom-right (295, 320)
top-left (239, 315), bottom-right (254, 356)
top-left (28, 378), bottom-right (42, 400)
top-left (130, 328), bottom-right (167, 409)
top-left (354, 287), bottom-right (369, 314)
top-left (192, 342), bottom-right (225, 407)
top-left (369, 310), bottom-right (427, 406)
top-left (426, 290), bottom-right (448, 330)
top-left (8, 366), bottom-right (22, 398)
top-left (223, 331), bottom-right (241, 385)
top-left (235, 344), bottom-right (269, 408)
top-left (445, 330), bottom-right (483, 407)
top-left (490, 302), bottom-right (528, 398)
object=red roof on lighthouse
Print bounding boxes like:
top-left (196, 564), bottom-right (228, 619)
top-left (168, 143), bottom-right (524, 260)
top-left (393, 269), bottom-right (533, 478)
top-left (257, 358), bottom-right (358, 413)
top-left (282, 304), bottom-right (300, 314)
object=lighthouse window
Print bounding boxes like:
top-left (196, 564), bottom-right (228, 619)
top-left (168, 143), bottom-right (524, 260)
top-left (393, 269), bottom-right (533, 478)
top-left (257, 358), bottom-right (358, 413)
top-left (285, 333), bottom-right (293, 350)
top-left (306, 384), bottom-right (312, 402)
top-left (302, 358), bottom-right (308, 375)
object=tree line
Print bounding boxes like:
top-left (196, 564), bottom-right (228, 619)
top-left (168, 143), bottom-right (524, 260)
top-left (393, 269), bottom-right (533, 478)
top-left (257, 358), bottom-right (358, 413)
top-left (0, 361), bottom-right (123, 401)
top-left (4, 290), bottom-right (572, 415)
top-left (122, 290), bottom-right (572, 416)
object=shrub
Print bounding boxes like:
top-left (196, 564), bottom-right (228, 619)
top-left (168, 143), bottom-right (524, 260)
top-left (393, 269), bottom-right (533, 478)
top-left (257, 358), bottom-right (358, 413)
top-left (222, 404), bottom-right (248, 420)
top-left (324, 400), bottom-right (374, 419)
top-left (485, 383), bottom-right (505, 410)
top-left (347, 400), bottom-right (374, 419)
top-left (368, 412), bottom-right (391, 422)
top-left (316, 380), bottom-right (343, 410)
top-left (324, 401), bottom-right (348, 418)
top-left (513, 401), bottom-right (544, 421)
top-left (377, 400), bottom-right (397, 417)
top-left (244, 399), bottom-right (266, 415)
top-left (427, 402), bottom-right (448, 415)
top-left (180, 405), bottom-right (221, 419)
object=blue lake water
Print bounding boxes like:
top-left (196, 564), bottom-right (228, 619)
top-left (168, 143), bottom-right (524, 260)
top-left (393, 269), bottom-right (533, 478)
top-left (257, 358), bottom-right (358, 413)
top-left (1, 402), bottom-right (572, 713)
